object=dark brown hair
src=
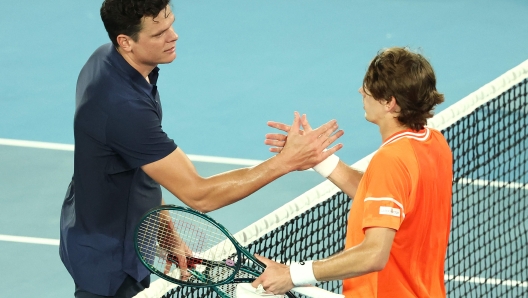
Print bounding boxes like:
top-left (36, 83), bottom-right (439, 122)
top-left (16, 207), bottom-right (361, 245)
top-left (100, 0), bottom-right (171, 47)
top-left (363, 47), bottom-right (444, 131)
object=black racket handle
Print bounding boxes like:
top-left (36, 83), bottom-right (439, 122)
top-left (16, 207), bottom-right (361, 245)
top-left (166, 252), bottom-right (202, 268)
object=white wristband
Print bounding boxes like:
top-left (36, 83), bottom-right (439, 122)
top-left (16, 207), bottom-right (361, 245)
top-left (289, 261), bottom-right (318, 286)
top-left (313, 154), bottom-right (339, 178)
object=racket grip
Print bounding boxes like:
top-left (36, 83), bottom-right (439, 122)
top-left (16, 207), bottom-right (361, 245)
top-left (166, 253), bottom-right (202, 268)
top-left (291, 286), bottom-right (344, 298)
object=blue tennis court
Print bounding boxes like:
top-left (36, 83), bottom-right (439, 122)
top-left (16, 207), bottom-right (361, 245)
top-left (1, 0), bottom-right (527, 297)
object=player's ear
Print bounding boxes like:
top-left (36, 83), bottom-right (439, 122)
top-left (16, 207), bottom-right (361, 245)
top-left (116, 34), bottom-right (133, 52)
top-left (386, 96), bottom-right (399, 113)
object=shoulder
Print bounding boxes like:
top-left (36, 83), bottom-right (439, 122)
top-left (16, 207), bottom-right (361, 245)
top-left (78, 43), bottom-right (120, 88)
top-left (77, 44), bottom-right (139, 108)
top-left (88, 43), bottom-right (114, 61)
top-left (367, 143), bottom-right (411, 176)
top-left (375, 138), bottom-right (413, 161)
top-left (366, 136), bottom-right (418, 177)
top-left (80, 43), bottom-right (114, 74)
top-left (428, 127), bottom-right (450, 145)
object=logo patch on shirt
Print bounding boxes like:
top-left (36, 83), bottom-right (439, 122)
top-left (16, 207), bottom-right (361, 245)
top-left (379, 206), bottom-right (401, 217)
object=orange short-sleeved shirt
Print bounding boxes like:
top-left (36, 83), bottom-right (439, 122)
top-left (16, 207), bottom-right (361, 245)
top-left (343, 128), bottom-right (452, 298)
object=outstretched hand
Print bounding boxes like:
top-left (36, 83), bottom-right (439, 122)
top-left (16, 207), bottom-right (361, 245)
top-left (251, 254), bottom-right (294, 295)
top-left (266, 112), bottom-right (343, 171)
top-left (265, 113), bottom-right (321, 152)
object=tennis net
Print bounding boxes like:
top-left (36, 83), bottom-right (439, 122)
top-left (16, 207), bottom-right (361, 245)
top-left (135, 58), bottom-right (528, 298)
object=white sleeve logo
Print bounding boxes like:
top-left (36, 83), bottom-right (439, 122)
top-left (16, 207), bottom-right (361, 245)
top-left (379, 206), bottom-right (401, 217)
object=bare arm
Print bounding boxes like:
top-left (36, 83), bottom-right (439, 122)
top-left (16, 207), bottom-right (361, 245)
top-left (326, 162), bottom-right (364, 199)
top-left (251, 227), bottom-right (395, 294)
top-left (142, 112), bottom-right (344, 212)
top-left (313, 227), bottom-right (395, 280)
top-left (143, 147), bottom-right (288, 212)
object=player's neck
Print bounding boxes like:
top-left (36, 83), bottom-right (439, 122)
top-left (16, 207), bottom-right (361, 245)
top-left (117, 47), bottom-right (157, 81)
top-left (378, 120), bottom-right (408, 143)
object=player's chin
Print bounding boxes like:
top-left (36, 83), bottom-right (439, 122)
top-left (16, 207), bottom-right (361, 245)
top-left (364, 115), bottom-right (376, 124)
top-left (160, 52), bottom-right (177, 64)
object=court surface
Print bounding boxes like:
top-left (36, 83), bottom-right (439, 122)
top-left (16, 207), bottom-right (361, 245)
top-left (1, 0), bottom-right (527, 297)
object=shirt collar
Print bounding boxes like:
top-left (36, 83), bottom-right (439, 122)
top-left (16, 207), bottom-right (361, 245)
top-left (108, 44), bottom-right (160, 98)
top-left (381, 127), bottom-right (430, 147)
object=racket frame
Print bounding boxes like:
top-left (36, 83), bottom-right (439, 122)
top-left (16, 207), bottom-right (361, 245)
top-left (134, 205), bottom-right (295, 297)
top-left (134, 205), bottom-right (261, 287)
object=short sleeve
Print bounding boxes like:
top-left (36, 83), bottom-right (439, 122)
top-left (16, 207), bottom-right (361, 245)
top-left (361, 149), bottom-right (411, 231)
top-left (106, 96), bottom-right (177, 169)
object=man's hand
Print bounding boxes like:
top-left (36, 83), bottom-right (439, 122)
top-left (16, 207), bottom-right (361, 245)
top-left (251, 254), bottom-right (295, 295)
top-left (158, 216), bottom-right (193, 279)
top-left (265, 113), bottom-right (326, 151)
top-left (273, 112), bottom-right (343, 171)
top-left (264, 119), bottom-right (295, 153)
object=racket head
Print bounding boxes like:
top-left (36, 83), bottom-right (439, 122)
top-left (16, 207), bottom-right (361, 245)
top-left (134, 205), bottom-right (244, 287)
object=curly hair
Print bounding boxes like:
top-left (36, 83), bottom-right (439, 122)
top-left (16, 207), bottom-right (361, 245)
top-left (100, 0), bottom-right (171, 47)
top-left (362, 47), bottom-right (444, 131)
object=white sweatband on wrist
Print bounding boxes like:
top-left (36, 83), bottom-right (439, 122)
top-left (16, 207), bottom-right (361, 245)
top-left (289, 261), bottom-right (318, 286)
top-left (313, 154), bottom-right (339, 178)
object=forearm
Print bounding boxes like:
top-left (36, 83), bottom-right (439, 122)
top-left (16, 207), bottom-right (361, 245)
top-left (312, 228), bottom-right (395, 281)
top-left (327, 161), bottom-right (364, 198)
top-left (313, 245), bottom-right (380, 281)
top-left (258, 228), bottom-right (394, 294)
top-left (145, 114), bottom-right (343, 212)
top-left (143, 148), bottom-right (294, 212)
top-left (252, 230), bottom-right (393, 295)
top-left (187, 156), bottom-right (289, 212)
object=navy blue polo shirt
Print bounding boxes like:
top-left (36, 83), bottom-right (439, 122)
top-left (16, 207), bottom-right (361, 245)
top-left (59, 43), bottom-right (177, 296)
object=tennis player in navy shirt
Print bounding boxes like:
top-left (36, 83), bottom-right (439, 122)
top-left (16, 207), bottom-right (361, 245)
top-left (59, 0), bottom-right (343, 297)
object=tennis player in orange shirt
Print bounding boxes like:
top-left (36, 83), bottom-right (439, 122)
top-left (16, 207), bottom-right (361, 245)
top-left (252, 47), bottom-right (453, 297)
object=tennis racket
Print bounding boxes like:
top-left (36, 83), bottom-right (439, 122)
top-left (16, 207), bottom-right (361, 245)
top-left (134, 205), bottom-right (343, 298)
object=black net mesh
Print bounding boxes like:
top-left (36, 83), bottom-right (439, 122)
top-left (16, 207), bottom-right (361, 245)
top-left (443, 79), bottom-right (528, 297)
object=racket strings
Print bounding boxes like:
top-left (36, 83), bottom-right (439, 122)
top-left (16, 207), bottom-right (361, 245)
top-left (137, 210), bottom-right (241, 285)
